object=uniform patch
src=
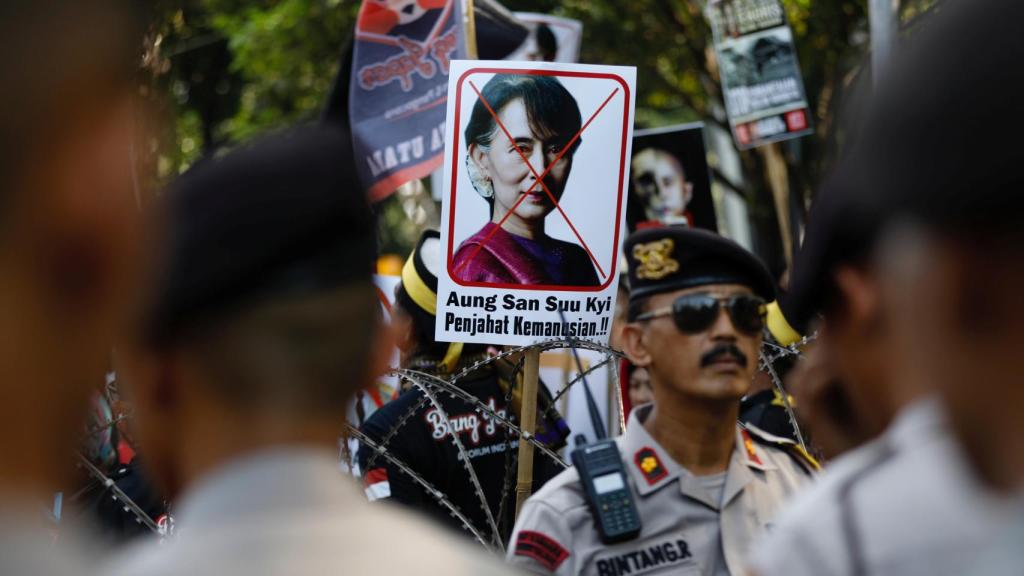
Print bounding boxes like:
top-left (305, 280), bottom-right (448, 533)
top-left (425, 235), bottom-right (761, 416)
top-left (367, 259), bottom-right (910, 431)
top-left (634, 447), bottom-right (667, 485)
top-left (594, 537), bottom-right (694, 576)
top-left (741, 429), bottom-right (763, 465)
top-left (514, 530), bottom-right (569, 572)
top-left (743, 423), bottom-right (821, 473)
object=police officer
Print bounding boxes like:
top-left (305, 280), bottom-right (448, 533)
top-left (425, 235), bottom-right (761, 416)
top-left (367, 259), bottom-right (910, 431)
top-left (358, 230), bottom-right (569, 544)
top-left (751, 1), bottom-right (1020, 574)
top-left (106, 127), bottom-right (517, 576)
top-left (507, 227), bottom-right (815, 575)
top-left (749, 164), bottom-right (1010, 576)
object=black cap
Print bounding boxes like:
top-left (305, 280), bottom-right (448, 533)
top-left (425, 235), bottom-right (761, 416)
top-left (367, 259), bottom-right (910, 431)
top-left (625, 226), bottom-right (775, 303)
top-left (147, 124), bottom-right (375, 345)
top-left (863, 0), bottom-right (1024, 240)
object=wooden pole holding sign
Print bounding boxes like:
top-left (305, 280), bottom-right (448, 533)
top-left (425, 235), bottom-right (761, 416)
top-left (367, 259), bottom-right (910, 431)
top-left (514, 347), bottom-right (541, 517)
top-left (762, 142), bottom-right (794, 269)
top-left (463, 0), bottom-right (479, 59)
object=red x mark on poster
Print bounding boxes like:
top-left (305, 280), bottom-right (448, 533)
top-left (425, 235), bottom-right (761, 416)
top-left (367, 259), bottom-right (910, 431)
top-left (448, 70), bottom-right (629, 290)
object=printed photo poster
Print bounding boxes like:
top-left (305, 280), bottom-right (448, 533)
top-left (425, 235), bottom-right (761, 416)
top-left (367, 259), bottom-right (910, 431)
top-left (429, 13), bottom-right (584, 202)
top-left (708, 0), bottom-right (812, 149)
top-left (628, 123), bottom-right (717, 232)
top-left (506, 13), bottom-right (583, 63)
top-left (436, 60), bottom-right (637, 346)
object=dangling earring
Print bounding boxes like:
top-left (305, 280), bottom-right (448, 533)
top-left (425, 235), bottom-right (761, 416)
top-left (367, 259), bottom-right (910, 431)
top-left (466, 154), bottom-right (494, 199)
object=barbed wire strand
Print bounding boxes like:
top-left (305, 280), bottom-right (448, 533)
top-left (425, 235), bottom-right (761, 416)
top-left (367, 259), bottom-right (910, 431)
top-left (402, 376), bottom-right (503, 549)
top-left (757, 333), bottom-right (817, 452)
top-left (397, 369), bottom-right (568, 467)
top-left (355, 342), bottom-right (623, 549)
top-left (759, 350), bottom-right (809, 452)
top-left (76, 453), bottom-right (160, 533)
top-left (84, 337), bottom-right (811, 554)
top-left (345, 426), bottom-right (491, 550)
top-left (362, 393), bottom-right (431, 472)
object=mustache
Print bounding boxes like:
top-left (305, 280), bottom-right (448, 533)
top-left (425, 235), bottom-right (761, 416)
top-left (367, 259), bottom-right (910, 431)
top-left (700, 343), bottom-right (748, 368)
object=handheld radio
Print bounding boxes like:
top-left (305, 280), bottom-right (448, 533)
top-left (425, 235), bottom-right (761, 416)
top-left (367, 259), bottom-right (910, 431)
top-left (571, 437), bottom-right (642, 544)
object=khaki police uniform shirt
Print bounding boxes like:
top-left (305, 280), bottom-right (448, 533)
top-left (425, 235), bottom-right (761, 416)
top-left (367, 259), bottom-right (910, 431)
top-left (105, 448), bottom-right (517, 576)
top-left (507, 405), bottom-right (814, 575)
top-left (750, 397), bottom-right (1013, 576)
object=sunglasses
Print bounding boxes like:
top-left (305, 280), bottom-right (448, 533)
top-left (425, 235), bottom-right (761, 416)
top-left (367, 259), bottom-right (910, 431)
top-left (635, 293), bottom-right (767, 336)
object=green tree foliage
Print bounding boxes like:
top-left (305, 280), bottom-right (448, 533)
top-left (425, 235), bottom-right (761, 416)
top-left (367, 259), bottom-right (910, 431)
top-left (145, 0), bottom-right (358, 176)
top-left (145, 0), bottom-right (937, 268)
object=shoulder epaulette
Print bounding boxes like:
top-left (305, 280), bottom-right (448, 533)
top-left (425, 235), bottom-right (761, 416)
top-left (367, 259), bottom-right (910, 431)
top-left (741, 422), bottom-right (821, 474)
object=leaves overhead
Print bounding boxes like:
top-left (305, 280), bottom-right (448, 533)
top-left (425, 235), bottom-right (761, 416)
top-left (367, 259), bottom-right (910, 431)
top-left (144, 0), bottom-right (935, 264)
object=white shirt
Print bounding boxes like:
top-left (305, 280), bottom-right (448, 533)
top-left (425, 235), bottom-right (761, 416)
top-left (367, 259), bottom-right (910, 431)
top-left (968, 498), bottom-right (1024, 574)
top-left (750, 396), bottom-right (1012, 576)
top-left (0, 499), bottom-right (99, 576)
top-left (105, 447), bottom-right (516, 576)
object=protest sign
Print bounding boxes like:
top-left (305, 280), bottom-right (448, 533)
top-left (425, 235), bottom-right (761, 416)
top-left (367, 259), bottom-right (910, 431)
top-left (349, 0), bottom-right (466, 201)
top-left (708, 0), bottom-right (812, 149)
top-left (628, 122), bottom-right (717, 232)
top-left (435, 60), bottom-right (636, 346)
top-left (506, 13), bottom-right (583, 63)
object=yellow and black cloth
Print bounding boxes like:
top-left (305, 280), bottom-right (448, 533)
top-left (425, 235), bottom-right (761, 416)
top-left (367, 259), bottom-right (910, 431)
top-left (395, 230), bottom-right (463, 373)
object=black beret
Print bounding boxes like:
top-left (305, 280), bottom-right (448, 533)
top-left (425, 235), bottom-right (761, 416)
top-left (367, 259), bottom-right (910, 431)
top-left (625, 226), bottom-right (775, 303)
top-left (147, 124), bottom-right (375, 345)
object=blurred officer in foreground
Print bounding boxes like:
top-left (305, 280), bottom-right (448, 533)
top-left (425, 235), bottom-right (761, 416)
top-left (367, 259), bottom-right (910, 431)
top-left (0, 1), bottom-right (142, 574)
top-left (750, 3), bottom-right (1017, 574)
top-left (751, 173), bottom-right (1010, 576)
top-left (507, 227), bottom-right (815, 575)
top-left (357, 229), bottom-right (567, 545)
top-left (107, 126), bottom-right (515, 575)
top-left (781, 340), bottom-right (866, 460)
top-left (861, 0), bottom-right (1024, 571)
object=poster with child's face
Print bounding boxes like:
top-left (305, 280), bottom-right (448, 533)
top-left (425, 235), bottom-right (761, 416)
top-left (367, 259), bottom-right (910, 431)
top-left (627, 123), bottom-right (717, 232)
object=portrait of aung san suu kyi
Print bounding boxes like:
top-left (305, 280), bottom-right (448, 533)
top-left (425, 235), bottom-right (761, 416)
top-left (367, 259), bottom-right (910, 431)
top-left (452, 73), bottom-right (600, 288)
